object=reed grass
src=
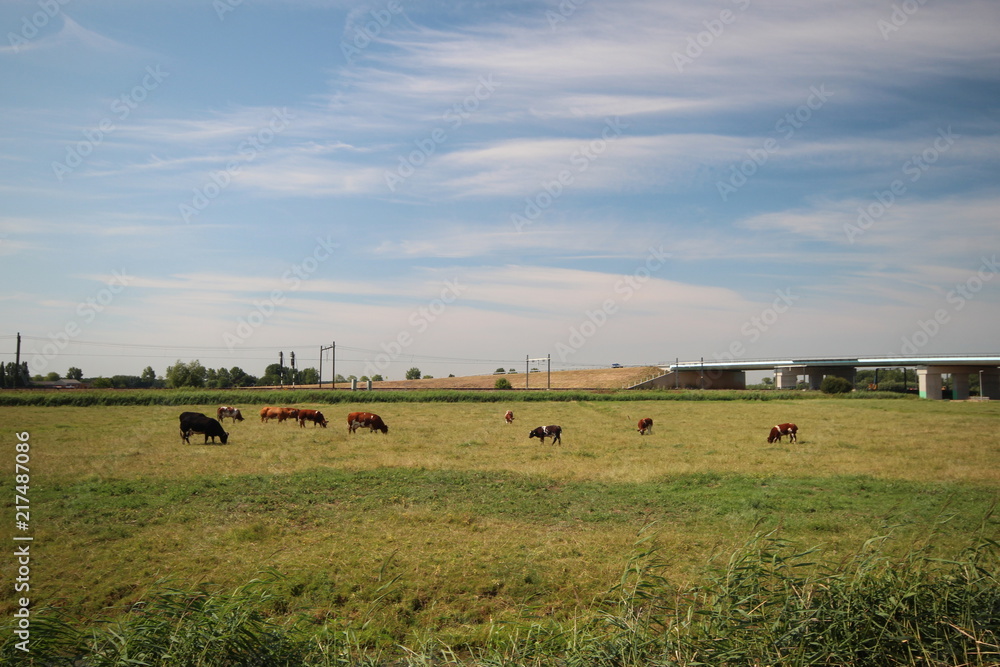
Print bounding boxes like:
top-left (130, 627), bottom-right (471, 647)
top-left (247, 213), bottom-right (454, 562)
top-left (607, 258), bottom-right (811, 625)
top-left (5, 526), bottom-right (997, 665)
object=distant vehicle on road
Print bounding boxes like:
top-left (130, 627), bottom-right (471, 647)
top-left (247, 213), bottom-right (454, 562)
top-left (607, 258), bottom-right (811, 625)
top-left (611, 363), bottom-right (623, 368)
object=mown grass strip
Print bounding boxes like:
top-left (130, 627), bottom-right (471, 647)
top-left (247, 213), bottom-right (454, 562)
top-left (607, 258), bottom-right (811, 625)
top-left (37, 467), bottom-right (996, 539)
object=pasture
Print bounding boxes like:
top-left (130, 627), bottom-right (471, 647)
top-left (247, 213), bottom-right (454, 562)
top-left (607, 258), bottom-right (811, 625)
top-left (2, 397), bottom-right (999, 663)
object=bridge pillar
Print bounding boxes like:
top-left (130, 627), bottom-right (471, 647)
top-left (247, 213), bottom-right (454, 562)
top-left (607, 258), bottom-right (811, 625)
top-left (981, 370), bottom-right (1000, 399)
top-left (775, 368), bottom-right (799, 389)
top-left (917, 368), bottom-right (942, 400)
top-left (951, 373), bottom-right (971, 400)
top-left (806, 366), bottom-right (855, 390)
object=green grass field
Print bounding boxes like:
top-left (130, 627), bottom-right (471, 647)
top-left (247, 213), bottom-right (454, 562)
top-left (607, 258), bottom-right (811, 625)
top-left (2, 396), bottom-right (999, 664)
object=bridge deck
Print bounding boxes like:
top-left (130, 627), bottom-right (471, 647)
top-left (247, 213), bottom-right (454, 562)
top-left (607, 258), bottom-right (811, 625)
top-left (667, 355), bottom-right (1000, 372)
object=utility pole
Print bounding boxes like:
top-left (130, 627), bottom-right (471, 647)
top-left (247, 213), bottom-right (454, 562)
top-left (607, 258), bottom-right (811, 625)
top-left (15, 332), bottom-right (21, 387)
top-left (279, 351), bottom-right (284, 388)
top-left (290, 351), bottom-right (296, 388)
top-left (319, 342), bottom-right (335, 389)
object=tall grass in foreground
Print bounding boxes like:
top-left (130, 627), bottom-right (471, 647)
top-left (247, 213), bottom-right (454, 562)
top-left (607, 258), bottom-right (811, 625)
top-left (0, 388), bottom-right (913, 407)
top-left (5, 527), bottom-right (997, 666)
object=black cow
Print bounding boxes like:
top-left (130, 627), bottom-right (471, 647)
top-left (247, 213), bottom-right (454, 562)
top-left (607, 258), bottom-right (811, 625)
top-left (528, 424), bottom-right (562, 445)
top-left (179, 411), bottom-right (229, 445)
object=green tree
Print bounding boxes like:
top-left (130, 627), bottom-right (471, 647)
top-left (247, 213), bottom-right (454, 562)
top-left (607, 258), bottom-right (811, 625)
top-left (405, 367), bottom-right (421, 380)
top-left (67, 366), bottom-right (84, 380)
top-left (495, 377), bottom-right (512, 390)
top-left (210, 367), bottom-right (233, 389)
top-left (140, 366), bottom-right (157, 387)
top-left (371, 374), bottom-right (383, 382)
top-left (298, 367), bottom-right (319, 385)
top-left (91, 377), bottom-right (113, 388)
top-left (820, 376), bottom-right (853, 394)
top-left (165, 360), bottom-right (207, 388)
top-left (495, 367), bottom-right (506, 374)
top-left (110, 375), bottom-right (145, 388)
top-left (45, 371), bottom-right (60, 381)
top-left (228, 366), bottom-right (255, 387)
top-left (5, 362), bottom-right (28, 387)
top-left (257, 364), bottom-right (292, 387)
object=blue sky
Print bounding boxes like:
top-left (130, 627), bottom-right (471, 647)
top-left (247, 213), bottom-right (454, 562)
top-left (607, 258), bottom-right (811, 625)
top-left (1, 0), bottom-right (998, 381)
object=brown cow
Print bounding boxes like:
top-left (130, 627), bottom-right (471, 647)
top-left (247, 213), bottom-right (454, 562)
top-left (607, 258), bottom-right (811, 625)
top-left (637, 417), bottom-right (653, 435)
top-left (504, 410), bottom-right (514, 424)
top-left (528, 424), bottom-right (561, 445)
top-left (347, 411), bottom-right (388, 434)
top-left (767, 423), bottom-right (798, 443)
top-left (298, 409), bottom-right (328, 428)
top-left (261, 407), bottom-right (298, 423)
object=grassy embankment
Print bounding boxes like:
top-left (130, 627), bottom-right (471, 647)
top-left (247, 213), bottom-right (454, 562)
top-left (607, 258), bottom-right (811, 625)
top-left (1, 395), bottom-right (998, 664)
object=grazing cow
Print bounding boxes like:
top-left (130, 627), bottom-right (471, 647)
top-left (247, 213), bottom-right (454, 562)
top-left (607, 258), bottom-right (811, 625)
top-left (217, 406), bottom-right (244, 423)
top-left (179, 411), bottom-right (229, 445)
top-left (528, 424), bottom-right (562, 445)
top-left (261, 407), bottom-right (297, 423)
top-left (298, 409), bottom-right (328, 428)
top-left (347, 411), bottom-right (388, 434)
top-left (504, 410), bottom-right (515, 424)
top-left (637, 417), bottom-right (653, 435)
top-left (767, 423), bottom-right (798, 444)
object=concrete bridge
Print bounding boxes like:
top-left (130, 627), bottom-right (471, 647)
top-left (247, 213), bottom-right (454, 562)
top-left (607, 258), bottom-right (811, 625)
top-left (640, 356), bottom-right (1000, 399)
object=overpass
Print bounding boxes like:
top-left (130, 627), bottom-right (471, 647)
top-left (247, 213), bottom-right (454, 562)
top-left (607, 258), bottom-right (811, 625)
top-left (650, 355), bottom-right (1000, 399)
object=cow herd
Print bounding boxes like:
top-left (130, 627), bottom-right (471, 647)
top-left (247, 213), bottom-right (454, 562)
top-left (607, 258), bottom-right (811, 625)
top-left (178, 406), bottom-right (799, 447)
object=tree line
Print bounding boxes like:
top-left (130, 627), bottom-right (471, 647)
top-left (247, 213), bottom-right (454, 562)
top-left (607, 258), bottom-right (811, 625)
top-left (2, 359), bottom-right (394, 389)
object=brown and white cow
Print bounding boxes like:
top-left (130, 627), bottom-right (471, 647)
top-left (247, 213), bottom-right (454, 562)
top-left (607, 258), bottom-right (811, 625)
top-left (298, 409), bottom-right (328, 428)
top-left (217, 406), bottom-right (244, 423)
top-left (504, 410), bottom-right (514, 424)
top-left (637, 417), bottom-right (653, 435)
top-left (528, 424), bottom-right (562, 445)
top-left (767, 423), bottom-right (798, 443)
top-left (347, 411), bottom-right (388, 434)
